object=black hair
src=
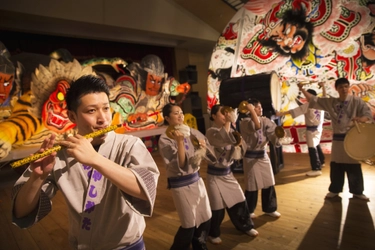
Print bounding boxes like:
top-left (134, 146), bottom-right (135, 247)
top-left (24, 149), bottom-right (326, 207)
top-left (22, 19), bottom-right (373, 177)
top-left (66, 75), bottom-right (110, 112)
top-left (248, 98), bottom-right (260, 106)
top-left (209, 104), bottom-right (223, 121)
top-left (162, 103), bottom-right (180, 125)
top-left (335, 77), bottom-right (350, 89)
top-left (307, 89), bottom-right (317, 96)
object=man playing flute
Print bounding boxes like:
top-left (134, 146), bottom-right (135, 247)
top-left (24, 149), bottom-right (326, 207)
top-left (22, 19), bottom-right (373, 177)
top-left (11, 75), bottom-right (160, 249)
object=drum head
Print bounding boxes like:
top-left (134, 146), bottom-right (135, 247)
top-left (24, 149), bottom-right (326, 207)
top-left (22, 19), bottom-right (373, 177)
top-left (219, 71), bottom-right (282, 118)
top-left (344, 123), bottom-right (375, 160)
top-left (270, 72), bottom-right (281, 112)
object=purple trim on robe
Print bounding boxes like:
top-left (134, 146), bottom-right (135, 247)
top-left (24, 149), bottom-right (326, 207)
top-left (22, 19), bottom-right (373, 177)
top-left (80, 161), bottom-right (104, 234)
top-left (12, 183), bottom-right (52, 228)
top-left (119, 236), bottom-right (145, 250)
top-left (132, 168), bottom-right (157, 205)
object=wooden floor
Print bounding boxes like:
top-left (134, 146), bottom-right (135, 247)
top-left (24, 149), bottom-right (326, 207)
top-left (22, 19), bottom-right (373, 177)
top-left (1, 152), bottom-right (375, 250)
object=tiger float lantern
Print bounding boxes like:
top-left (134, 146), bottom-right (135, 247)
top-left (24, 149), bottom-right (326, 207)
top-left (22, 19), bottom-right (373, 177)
top-left (31, 59), bottom-right (95, 134)
top-left (0, 59), bottom-right (94, 160)
top-left (0, 91), bottom-right (44, 159)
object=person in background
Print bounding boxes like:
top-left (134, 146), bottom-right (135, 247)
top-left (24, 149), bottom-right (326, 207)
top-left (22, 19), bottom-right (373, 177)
top-left (12, 75), bottom-right (159, 249)
top-left (240, 98), bottom-right (281, 219)
top-left (299, 77), bottom-right (372, 200)
top-left (158, 103), bottom-right (216, 250)
top-left (205, 104), bottom-right (258, 245)
top-left (276, 82), bottom-right (326, 176)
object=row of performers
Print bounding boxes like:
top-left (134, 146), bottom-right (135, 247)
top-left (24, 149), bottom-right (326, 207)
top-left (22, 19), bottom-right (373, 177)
top-left (10, 75), bottom-right (372, 249)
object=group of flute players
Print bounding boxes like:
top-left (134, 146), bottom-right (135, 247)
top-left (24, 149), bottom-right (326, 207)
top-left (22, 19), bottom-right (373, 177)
top-left (10, 75), bottom-right (373, 250)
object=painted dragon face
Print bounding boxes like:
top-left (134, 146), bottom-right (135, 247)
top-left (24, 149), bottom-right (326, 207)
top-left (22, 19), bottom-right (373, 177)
top-left (42, 80), bottom-right (75, 133)
top-left (0, 72), bottom-right (13, 104)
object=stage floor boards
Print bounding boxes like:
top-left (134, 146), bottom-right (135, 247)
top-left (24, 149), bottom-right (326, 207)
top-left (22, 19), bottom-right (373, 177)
top-left (1, 152), bottom-right (374, 250)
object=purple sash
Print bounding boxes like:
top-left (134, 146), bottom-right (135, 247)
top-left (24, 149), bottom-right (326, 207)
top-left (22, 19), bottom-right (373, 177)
top-left (306, 125), bottom-right (318, 131)
top-left (333, 133), bottom-right (346, 141)
top-left (167, 172), bottom-right (200, 189)
top-left (207, 165), bottom-right (231, 176)
top-left (120, 237), bottom-right (145, 250)
top-left (245, 150), bottom-right (265, 158)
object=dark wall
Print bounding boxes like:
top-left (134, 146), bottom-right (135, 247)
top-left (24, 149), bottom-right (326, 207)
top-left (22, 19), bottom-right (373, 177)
top-left (0, 30), bottom-right (176, 77)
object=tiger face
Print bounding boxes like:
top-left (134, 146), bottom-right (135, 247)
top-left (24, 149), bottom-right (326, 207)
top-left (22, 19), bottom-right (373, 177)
top-left (42, 80), bottom-right (75, 133)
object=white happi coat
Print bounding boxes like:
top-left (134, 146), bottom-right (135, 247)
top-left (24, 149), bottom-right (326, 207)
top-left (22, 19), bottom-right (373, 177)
top-left (12, 132), bottom-right (159, 250)
top-left (240, 116), bottom-right (281, 191)
top-left (309, 95), bottom-right (373, 164)
top-left (205, 125), bottom-right (247, 210)
top-left (289, 103), bottom-right (325, 147)
top-left (158, 128), bottom-right (216, 228)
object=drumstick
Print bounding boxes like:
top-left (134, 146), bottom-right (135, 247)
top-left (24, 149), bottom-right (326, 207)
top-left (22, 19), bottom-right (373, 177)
top-left (10, 124), bottom-right (122, 168)
top-left (298, 80), bottom-right (318, 85)
top-left (354, 120), bottom-right (361, 134)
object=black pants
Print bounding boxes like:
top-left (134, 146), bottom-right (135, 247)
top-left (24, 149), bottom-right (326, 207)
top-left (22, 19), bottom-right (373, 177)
top-left (308, 144), bottom-right (325, 170)
top-left (329, 162), bottom-right (364, 195)
top-left (245, 186), bottom-right (277, 213)
top-left (170, 219), bottom-right (210, 250)
top-left (209, 201), bottom-right (254, 237)
top-left (317, 145), bottom-right (325, 165)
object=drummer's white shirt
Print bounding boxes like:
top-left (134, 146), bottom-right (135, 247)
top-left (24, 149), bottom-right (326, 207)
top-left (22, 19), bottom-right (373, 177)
top-left (288, 103), bottom-right (324, 147)
top-left (308, 95), bottom-right (373, 163)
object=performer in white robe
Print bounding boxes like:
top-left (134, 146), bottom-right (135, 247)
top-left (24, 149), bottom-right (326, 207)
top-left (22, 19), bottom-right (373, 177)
top-left (205, 105), bottom-right (258, 245)
top-left (12, 75), bottom-right (159, 250)
top-left (240, 98), bottom-right (281, 219)
top-left (277, 83), bottom-right (327, 176)
top-left (158, 103), bottom-right (216, 250)
top-left (299, 77), bottom-right (373, 201)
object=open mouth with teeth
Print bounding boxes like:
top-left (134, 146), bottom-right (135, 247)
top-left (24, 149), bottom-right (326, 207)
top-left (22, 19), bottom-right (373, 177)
top-left (46, 110), bottom-right (71, 129)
